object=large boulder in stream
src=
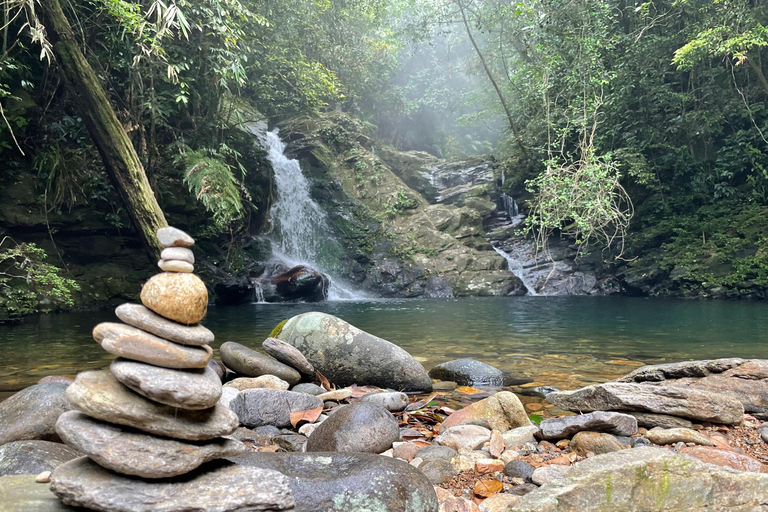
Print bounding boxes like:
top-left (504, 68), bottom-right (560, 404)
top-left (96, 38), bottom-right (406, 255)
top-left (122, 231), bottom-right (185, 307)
top-left (0, 382), bottom-right (71, 445)
top-left (254, 264), bottom-right (330, 302)
top-left (277, 312), bottom-right (432, 391)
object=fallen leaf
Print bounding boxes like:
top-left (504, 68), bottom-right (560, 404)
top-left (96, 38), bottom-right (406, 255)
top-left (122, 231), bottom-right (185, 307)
top-left (257, 445), bottom-right (280, 452)
top-left (315, 371), bottom-right (332, 391)
top-left (289, 406), bottom-right (323, 428)
top-left (405, 392), bottom-right (438, 412)
top-left (473, 479), bottom-right (503, 498)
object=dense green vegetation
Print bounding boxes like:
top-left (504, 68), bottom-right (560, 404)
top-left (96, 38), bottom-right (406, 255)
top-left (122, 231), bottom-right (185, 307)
top-left (1, 0), bottom-right (767, 315)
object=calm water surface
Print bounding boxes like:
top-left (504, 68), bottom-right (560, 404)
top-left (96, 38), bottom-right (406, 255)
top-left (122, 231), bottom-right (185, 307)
top-left (1, 296), bottom-right (766, 392)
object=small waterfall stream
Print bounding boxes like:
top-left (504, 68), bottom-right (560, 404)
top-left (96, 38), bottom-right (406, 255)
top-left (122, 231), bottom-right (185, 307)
top-left (255, 126), bottom-right (362, 300)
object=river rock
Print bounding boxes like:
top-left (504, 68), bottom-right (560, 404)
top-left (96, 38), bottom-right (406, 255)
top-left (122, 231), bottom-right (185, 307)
top-left (230, 388), bottom-right (323, 428)
top-left (277, 312), bottom-right (432, 391)
top-left (504, 460), bottom-right (535, 481)
top-left (539, 411), bottom-right (637, 440)
top-left (219, 342), bottom-right (301, 385)
top-left (501, 425), bottom-right (540, 447)
top-left (619, 411), bottom-right (693, 429)
top-left (531, 465), bottom-right (573, 486)
top-left (161, 247), bottom-right (195, 264)
top-left (570, 432), bottom-right (626, 456)
top-left (66, 371), bottom-right (238, 441)
top-left (37, 376), bottom-right (74, 385)
top-left (230, 451), bottom-right (438, 512)
top-left (224, 375), bottom-right (290, 391)
top-left (51, 457), bottom-right (294, 512)
top-left (157, 226), bottom-right (195, 248)
top-left (617, 358), bottom-right (768, 417)
top-left (360, 391), bottom-right (409, 412)
top-left (140, 272), bottom-right (208, 325)
top-left (291, 383), bottom-right (325, 395)
top-left (434, 425), bottom-right (491, 451)
top-left (55, 411), bottom-right (245, 478)
top-left (94, 322), bottom-right (212, 369)
top-left (479, 493), bottom-right (519, 512)
top-left (546, 382), bottom-right (744, 425)
top-left (219, 387), bottom-right (239, 409)
top-left (0, 440), bottom-right (80, 476)
top-left (645, 427), bottom-right (714, 446)
top-left (115, 303), bottom-right (213, 346)
top-left (110, 358), bottom-right (221, 410)
top-left (679, 445), bottom-right (767, 472)
top-left (0, 382), bottom-right (71, 445)
top-left (512, 446), bottom-right (768, 511)
top-left (262, 337), bottom-right (315, 376)
top-left (434, 487), bottom-right (480, 512)
top-left (305, 402), bottom-right (400, 453)
top-left (158, 260), bottom-right (194, 273)
top-left (428, 359), bottom-right (505, 386)
top-left (416, 445), bottom-right (457, 462)
top-left (440, 391), bottom-right (529, 431)
top-left (419, 459), bottom-right (457, 484)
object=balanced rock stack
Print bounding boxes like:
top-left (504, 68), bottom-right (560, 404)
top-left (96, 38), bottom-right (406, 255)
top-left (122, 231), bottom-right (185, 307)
top-left (49, 227), bottom-right (294, 512)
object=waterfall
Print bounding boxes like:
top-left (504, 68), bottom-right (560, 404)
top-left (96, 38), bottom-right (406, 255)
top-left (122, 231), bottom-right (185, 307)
top-left (253, 125), bottom-right (363, 300)
top-left (493, 247), bottom-right (539, 296)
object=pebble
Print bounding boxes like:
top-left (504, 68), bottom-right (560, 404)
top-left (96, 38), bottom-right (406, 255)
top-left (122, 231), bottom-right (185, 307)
top-left (435, 425), bottom-right (491, 451)
top-left (570, 432), bottom-right (626, 456)
top-left (115, 303), bottom-right (213, 346)
top-left (157, 226), bottom-right (195, 247)
top-left (317, 389), bottom-right (353, 402)
top-left (646, 427), bottom-right (715, 447)
top-left (475, 459), bottom-right (505, 474)
top-left (94, 322), bottom-right (212, 369)
top-left (393, 442), bottom-right (421, 461)
top-left (140, 272), bottom-right (208, 325)
top-left (35, 471), bottom-right (52, 483)
top-left (415, 445), bottom-right (457, 462)
top-left (161, 247), bottom-right (195, 264)
top-left (223, 375), bottom-right (290, 391)
top-left (291, 383), bottom-right (325, 396)
top-left (111, 358), bottom-right (221, 410)
top-left (158, 260), bottom-right (194, 273)
top-left (359, 391), bottom-right (409, 412)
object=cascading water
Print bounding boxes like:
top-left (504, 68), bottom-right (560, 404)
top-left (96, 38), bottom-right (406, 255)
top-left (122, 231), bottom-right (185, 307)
top-left (254, 125), bottom-right (363, 300)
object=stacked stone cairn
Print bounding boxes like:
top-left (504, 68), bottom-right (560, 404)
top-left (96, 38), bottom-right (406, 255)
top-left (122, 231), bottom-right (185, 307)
top-left (49, 227), bottom-right (294, 512)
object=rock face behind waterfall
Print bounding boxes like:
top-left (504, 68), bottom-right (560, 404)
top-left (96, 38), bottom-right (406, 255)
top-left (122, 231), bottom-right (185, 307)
top-left (277, 312), bottom-right (432, 391)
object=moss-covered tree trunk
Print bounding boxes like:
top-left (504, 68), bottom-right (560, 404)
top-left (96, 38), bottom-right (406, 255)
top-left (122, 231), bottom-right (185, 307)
top-left (38, 0), bottom-right (167, 259)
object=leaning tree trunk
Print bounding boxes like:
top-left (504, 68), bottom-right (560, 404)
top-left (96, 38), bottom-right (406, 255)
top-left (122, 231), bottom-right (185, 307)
top-left (38, 0), bottom-right (167, 259)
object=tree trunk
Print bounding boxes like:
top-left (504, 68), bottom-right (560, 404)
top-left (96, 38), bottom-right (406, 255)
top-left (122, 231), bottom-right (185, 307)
top-left (38, 0), bottom-right (167, 259)
top-left (456, 0), bottom-right (529, 160)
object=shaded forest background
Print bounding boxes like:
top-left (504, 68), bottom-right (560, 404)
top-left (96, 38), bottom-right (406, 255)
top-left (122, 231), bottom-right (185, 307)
top-left (1, 0), bottom-right (768, 317)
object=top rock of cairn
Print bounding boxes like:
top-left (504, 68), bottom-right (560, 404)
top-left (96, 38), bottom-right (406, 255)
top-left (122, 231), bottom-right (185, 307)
top-left (157, 226), bottom-right (195, 248)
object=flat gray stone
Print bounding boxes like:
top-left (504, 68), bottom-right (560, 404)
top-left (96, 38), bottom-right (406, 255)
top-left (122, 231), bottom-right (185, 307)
top-left (262, 337), bottom-right (315, 376)
top-left (93, 322), bottom-right (212, 368)
top-left (619, 411), bottom-right (693, 429)
top-left (305, 402), bottom-right (400, 454)
top-left (419, 459), bottom-right (457, 484)
top-left (645, 427), bottom-right (715, 446)
top-left (230, 452), bottom-right (438, 512)
top-left (546, 382), bottom-right (744, 425)
top-left (0, 441), bottom-right (80, 477)
top-left (359, 391), bottom-right (409, 412)
top-left (157, 226), bottom-right (195, 248)
top-left (415, 445), bottom-right (457, 462)
top-left (115, 303), bottom-right (212, 346)
top-left (0, 382), bottom-right (71, 445)
top-left (0, 474), bottom-right (77, 511)
top-left (291, 383), bottom-right (325, 396)
top-left (502, 425), bottom-right (540, 448)
top-left (539, 411), bottom-right (637, 440)
top-left (161, 247), bottom-right (195, 264)
top-left (513, 447), bottom-right (768, 511)
top-left (220, 342), bottom-right (301, 385)
top-left (428, 359), bottom-right (505, 386)
top-left (277, 312), bottom-right (432, 391)
top-left (56, 411), bottom-right (246, 478)
top-left (434, 425), bottom-right (491, 451)
top-left (230, 388), bottom-right (323, 428)
top-left (51, 457), bottom-right (294, 512)
top-left (66, 371), bottom-right (238, 441)
top-left (111, 358), bottom-right (222, 410)
top-left (531, 464), bottom-right (572, 486)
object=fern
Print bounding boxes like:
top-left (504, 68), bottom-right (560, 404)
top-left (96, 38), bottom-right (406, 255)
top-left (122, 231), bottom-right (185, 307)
top-left (177, 148), bottom-right (244, 230)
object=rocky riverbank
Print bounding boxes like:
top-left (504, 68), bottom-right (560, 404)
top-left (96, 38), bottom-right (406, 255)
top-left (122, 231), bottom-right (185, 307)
top-left (2, 286), bottom-right (768, 510)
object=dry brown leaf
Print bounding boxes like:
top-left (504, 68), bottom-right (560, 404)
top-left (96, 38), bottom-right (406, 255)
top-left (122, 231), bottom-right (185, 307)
top-left (289, 406), bottom-right (323, 428)
top-left (473, 479), bottom-right (503, 498)
top-left (405, 392), bottom-right (438, 412)
top-left (315, 371), bottom-right (332, 391)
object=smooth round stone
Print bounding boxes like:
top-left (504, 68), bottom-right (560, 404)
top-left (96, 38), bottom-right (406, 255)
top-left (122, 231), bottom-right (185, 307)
top-left (229, 452), bottom-right (438, 512)
top-left (419, 459), bottom-right (457, 484)
top-left (0, 440), bottom-right (81, 477)
top-left (230, 389), bottom-right (323, 428)
top-left (51, 457), bottom-right (294, 512)
top-left (157, 226), bottom-right (195, 248)
top-left (115, 303), bottom-right (213, 346)
top-left (224, 375), bottom-right (290, 391)
top-left (110, 358), bottom-right (222, 410)
top-left (359, 391), bottom-right (409, 412)
top-left (158, 260), bottom-right (194, 273)
top-left (0, 382), bottom-right (71, 445)
top-left (291, 383), bottom-right (325, 396)
top-left (66, 371), bottom-right (238, 441)
top-left (262, 337), bottom-right (315, 376)
top-left (93, 322), bottom-right (212, 369)
top-left (160, 247), bottom-right (195, 264)
top-left (428, 358), bottom-right (506, 387)
top-left (56, 411), bottom-right (245, 478)
top-left (220, 342), bottom-right (301, 386)
top-left (305, 402), bottom-right (400, 454)
top-left (140, 272), bottom-right (208, 325)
